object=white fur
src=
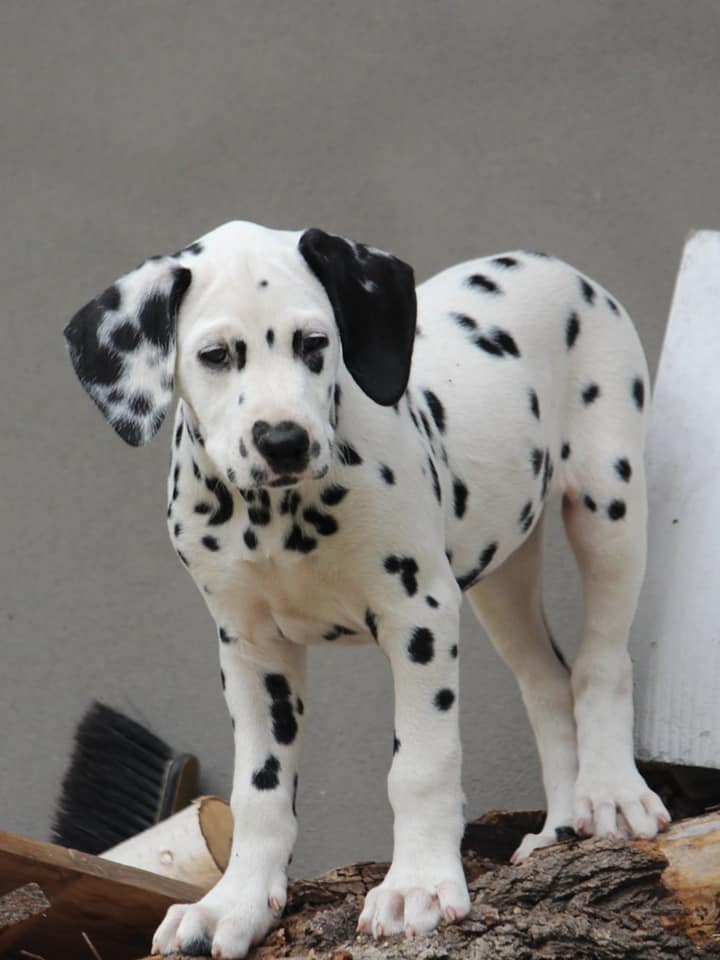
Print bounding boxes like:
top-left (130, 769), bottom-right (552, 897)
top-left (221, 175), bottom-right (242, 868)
top-left (75, 222), bottom-right (669, 959)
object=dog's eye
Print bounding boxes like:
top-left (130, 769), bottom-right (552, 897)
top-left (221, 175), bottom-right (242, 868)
top-left (301, 334), bottom-right (329, 357)
top-left (198, 345), bottom-right (229, 369)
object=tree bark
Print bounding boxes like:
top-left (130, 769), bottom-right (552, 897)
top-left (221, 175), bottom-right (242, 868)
top-left (141, 810), bottom-right (720, 960)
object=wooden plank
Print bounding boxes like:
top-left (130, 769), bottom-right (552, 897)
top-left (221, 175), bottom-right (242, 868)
top-left (632, 230), bottom-right (720, 769)
top-left (0, 830), bottom-right (203, 959)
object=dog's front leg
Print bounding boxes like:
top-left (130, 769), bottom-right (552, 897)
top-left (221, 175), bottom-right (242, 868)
top-left (358, 597), bottom-right (470, 939)
top-left (153, 629), bottom-right (305, 959)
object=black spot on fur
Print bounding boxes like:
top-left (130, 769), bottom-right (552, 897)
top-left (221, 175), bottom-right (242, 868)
top-left (606, 297), bottom-right (620, 315)
top-left (176, 550), bottom-right (189, 567)
top-left (365, 608), bottom-right (378, 640)
top-left (235, 340), bottom-right (247, 371)
top-left (205, 477), bottom-right (234, 525)
top-left (531, 448), bottom-right (544, 476)
top-left (582, 383), bottom-right (600, 405)
top-left (456, 542), bottom-right (498, 591)
top-left (265, 673), bottom-right (291, 700)
top-left (174, 419), bottom-right (183, 448)
top-left (129, 392), bottom-right (153, 416)
top-left (336, 441), bottom-right (362, 466)
top-left (194, 502), bottom-right (212, 515)
top-left (303, 507), bottom-right (338, 535)
top-left (434, 688), bottom-right (455, 711)
top-left (173, 522), bottom-right (182, 538)
top-left (454, 313), bottom-right (477, 331)
top-left (138, 274), bottom-right (188, 351)
top-left (320, 484), bottom-right (348, 506)
top-left (280, 490), bottom-right (301, 515)
top-left (220, 669), bottom-right (226, 691)
top-left (453, 478), bottom-right (468, 518)
top-left (632, 378), bottom-right (645, 410)
top-left (323, 624), bottom-right (357, 641)
top-left (529, 389), bottom-right (540, 419)
top-left (379, 464), bottom-right (395, 485)
top-left (615, 458), bottom-right (632, 482)
top-left (98, 284), bottom-right (122, 311)
top-left (219, 627), bottom-right (234, 643)
top-left (252, 754), bottom-right (280, 790)
top-left (113, 417), bottom-right (142, 445)
top-left (248, 505), bottom-right (272, 525)
top-left (384, 555), bottom-right (419, 596)
top-left (182, 934), bottom-right (214, 956)
top-left (428, 457), bottom-right (441, 503)
top-left (541, 450), bottom-right (553, 499)
top-left (608, 499), bottom-right (627, 520)
top-left (408, 627), bottom-right (435, 664)
top-left (202, 535), bottom-right (220, 551)
top-left (450, 644), bottom-right (458, 658)
top-left (561, 442), bottom-right (571, 460)
top-left (243, 528), bottom-right (258, 549)
top-left (566, 312), bottom-right (580, 349)
top-left (466, 273), bottom-right (501, 294)
top-left (266, 328), bottom-right (275, 347)
top-left (423, 389), bottom-right (446, 433)
top-left (250, 465), bottom-right (267, 484)
top-left (107, 389), bottom-right (125, 404)
top-left (393, 734), bottom-right (400, 755)
top-left (492, 256), bottom-right (520, 269)
top-left (426, 595), bottom-right (439, 608)
top-left (111, 322), bottom-right (141, 352)
top-left (265, 673), bottom-right (298, 745)
top-left (583, 495), bottom-right (597, 512)
top-left (475, 328), bottom-right (520, 358)
top-left (285, 524), bottom-right (317, 553)
top-left (296, 697), bottom-right (304, 715)
top-left (579, 277), bottom-right (596, 305)
top-left (519, 501), bottom-right (534, 533)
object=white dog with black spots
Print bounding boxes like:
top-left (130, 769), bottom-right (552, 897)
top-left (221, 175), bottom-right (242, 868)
top-left (65, 220), bottom-right (669, 959)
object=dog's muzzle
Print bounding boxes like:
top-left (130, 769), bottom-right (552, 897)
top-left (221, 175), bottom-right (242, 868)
top-left (252, 419), bottom-right (310, 475)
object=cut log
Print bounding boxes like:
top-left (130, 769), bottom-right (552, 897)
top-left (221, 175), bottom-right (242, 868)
top-left (137, 810), bottom-right (720, 960)
top-left (102, 796), bottom-right (232, 890)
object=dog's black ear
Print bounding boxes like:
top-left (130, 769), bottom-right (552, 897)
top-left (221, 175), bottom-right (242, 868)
top-left (298, 228), bottom-right (416, 406)
top-left (64, 257), bottom-right (192, 446)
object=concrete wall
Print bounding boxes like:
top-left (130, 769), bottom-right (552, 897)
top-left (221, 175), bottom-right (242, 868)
top-left (1, 0), bottom-right (719, 877)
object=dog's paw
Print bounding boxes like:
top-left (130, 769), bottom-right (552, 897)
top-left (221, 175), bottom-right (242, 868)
top-left (357, 862), bottom-right (470, 939)
top-left (151, 875), bottom-right (286, 959)
top-left (511, 827), bottom-right (571, 864)
top-left (574, 769), bottom-right (670, 840)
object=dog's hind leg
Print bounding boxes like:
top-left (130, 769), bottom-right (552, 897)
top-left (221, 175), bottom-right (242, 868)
top-left (466, 516), bottom-right (579, 861)
top-left (562, 451), bottom-right (669, 840)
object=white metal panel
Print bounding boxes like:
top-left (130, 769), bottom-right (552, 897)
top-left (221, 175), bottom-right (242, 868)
top-left (632, 231), bottom-right (720, 768)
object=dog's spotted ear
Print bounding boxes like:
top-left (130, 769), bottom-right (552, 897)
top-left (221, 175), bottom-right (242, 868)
top-left (298, 228), bottom-right (416, 406)
top-left (64, 257), bottom-right (192, 446)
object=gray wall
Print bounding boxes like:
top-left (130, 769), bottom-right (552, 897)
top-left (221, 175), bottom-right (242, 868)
top-left (2, 1), bottom-right (718, 878)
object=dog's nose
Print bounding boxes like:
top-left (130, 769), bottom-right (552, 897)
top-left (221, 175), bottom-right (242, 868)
top-left (252, 420), bottom-right (310, 474)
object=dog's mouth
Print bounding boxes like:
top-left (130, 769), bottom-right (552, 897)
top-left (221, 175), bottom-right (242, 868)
top-left (228, 463), bottom-right (329, 491)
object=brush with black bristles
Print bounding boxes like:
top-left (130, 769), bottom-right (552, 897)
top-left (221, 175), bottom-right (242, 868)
top-left (51, 701), bottom-right (199, 855)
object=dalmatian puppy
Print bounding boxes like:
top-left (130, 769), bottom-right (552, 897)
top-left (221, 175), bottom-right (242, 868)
top-left (64, 220), bottom-right (670, 958)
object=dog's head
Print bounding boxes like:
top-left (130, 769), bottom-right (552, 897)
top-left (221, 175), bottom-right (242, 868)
top-left (64, 221), bottom-right (416, 488)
